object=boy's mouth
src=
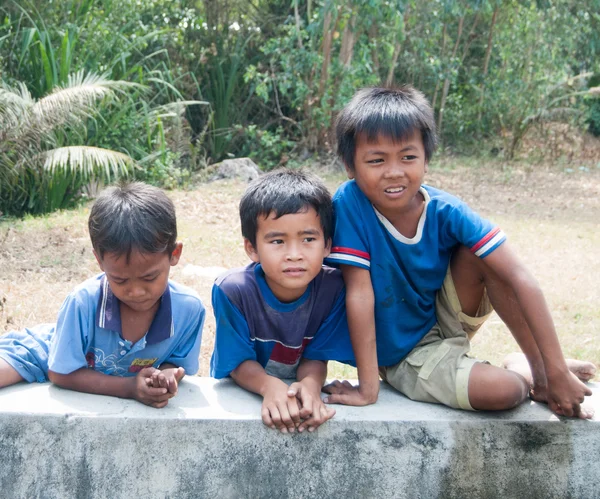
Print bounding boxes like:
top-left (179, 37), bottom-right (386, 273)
top-left (283, 267), bottom-right (306, 276)
top-left (385, 186), bottom-right (406, 194)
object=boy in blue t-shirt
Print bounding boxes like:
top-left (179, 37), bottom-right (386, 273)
top-left (0, 182), bottom-right (205, 408)
top-left (323, 86), bottom-right (595, 418)
top-left (210, 169), bottom-right (354, 433)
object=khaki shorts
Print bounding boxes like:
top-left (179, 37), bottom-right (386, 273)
top-left (379, 267), bottom-right (493, 411)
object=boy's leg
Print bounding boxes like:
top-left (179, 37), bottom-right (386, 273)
top-left (0, 357), bottom-right (25, 387)
top-left (449, 245), bottom-right (594, 410)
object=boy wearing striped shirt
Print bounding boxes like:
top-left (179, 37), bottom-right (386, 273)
top-left (323, 86), bottom-right (595, 417)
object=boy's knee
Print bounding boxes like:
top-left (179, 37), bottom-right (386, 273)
top-left (469, 364), bottom-right (529, 411)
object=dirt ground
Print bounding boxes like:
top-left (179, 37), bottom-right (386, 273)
top-left (1, 160), bottom-right (599, 379)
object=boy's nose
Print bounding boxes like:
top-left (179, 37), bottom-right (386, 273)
top-left (384, 162), bottom-right (405, 178)
top-left (127, 286), bottom-right (146, 299)
top-left (285, 244), bottom-right (303, 260)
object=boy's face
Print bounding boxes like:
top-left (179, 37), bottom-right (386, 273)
top-left (245, 207), bottom-right (331, 303)
top-left (94, 243), bottom-right (182, 314)
top-left (347, 130), bottom-right (428, 222)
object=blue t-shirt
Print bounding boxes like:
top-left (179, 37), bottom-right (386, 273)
top-left (48, 274), bottom-right (205, 376)
top-left (210, 263), bottom-right (355, 379)
top-left (326, 180), bottom-right (506, 367)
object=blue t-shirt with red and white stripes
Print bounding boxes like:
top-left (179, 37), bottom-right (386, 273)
top-left (326, 180), bottom-right (506, 367)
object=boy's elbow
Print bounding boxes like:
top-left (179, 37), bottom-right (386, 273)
top-left (47, 369), bottom-right (60, 384)
top-left (47, 370), bottom-right (69, 387)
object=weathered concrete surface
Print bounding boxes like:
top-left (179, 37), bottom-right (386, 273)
top-left (0, 378), bottom-right (598, 499)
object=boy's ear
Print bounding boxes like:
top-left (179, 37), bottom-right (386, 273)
top-left (170, 242), bottom-right (183, 266)
top-left (323, 238), bottom-right (332, 258)
top-left (93, 250), bottom-right (104, 271)
top-left (344, 163), bottom-right (355, 180)
top-left (424, 161), bottom-right (429, 174)
top-left (244, 238), bottom-right (260, 263)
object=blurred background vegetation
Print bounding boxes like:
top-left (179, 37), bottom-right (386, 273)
top-left (1, 0), bottom-right (599, 216)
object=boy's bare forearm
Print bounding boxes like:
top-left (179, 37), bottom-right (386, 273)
top-left (296, 359), bottom-right (327, 390)
top-left (342, 266), bottom-right (380, 401)
top-left (509, 271), bottom-right (568, 374)
top-left (231, 360), bottom-right (287, 396)
top-left (48, 368), bottom-right (135, 399)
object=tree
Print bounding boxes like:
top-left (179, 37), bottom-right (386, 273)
top-left (0, 71), bottom-right (135, 215)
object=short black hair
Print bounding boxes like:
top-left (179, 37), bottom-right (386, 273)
top-left (88, 181), bottom-right (177, 261)
top-left (336, 86), bottom-right (437, 170)
top-left (240, 168), bottom-right (333, 248)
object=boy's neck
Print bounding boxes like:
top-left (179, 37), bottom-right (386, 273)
top-left (119, 301), bottom-right (160, 343)
top-left (382, 188), bottom-right (426, 239)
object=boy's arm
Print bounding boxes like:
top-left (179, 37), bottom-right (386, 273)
top-left (230, 360), bottom-right (301, 433)
top-left (48, 367), bottom-right (174, 408)
top-left (323, 265), bottom-right (379, 405)
top-left (294, 359), bottom-right (335, 432)
top-left (483, 243), bottom-right (592, 417)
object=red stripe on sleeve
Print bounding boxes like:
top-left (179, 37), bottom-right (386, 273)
top-left (470, 227), bottom-right (501, 253)
top-left (331, 247), bottom-right (370, 260)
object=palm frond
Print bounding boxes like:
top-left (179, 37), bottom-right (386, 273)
top-left (0, 82), bottom-right (35, 132)
top-left (31, 70), bottom-right (142, 129)
top-left (39, 146), bottom-right (136, 180)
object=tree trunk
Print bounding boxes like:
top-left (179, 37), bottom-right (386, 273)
top-left (369, 23), bottom-right (380, 76)
top-left (294, 0), bottom-right (304, 49)
top-left (431, 24), bottom-right (447, 111)
top-left (478, 7), bottom-right (499, 124)
top-left (437, 17), bottom-right (464, 138)
top-left (385, 6), bottom-right (411, 87)
top-left (318, 9), bottom-right (335, 102)
top-left (339, 13), bottom-right (357, 67)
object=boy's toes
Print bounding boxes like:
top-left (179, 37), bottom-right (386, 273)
top-left (577, 404), bottom-right (595, 420)
top-left (566, 359), bottom-right (597, 382)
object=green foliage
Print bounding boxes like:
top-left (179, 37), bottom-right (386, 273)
top-left (587, 99), bottom-right (600, 137)
top-left (230, 124), bottom-right (296, 170)
top-left (2, 0), bottom-right (600, 217)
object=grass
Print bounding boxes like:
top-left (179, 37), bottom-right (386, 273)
top-left (1, 162), bottom-right (599, 380)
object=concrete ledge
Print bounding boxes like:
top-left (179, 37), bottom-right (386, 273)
top-left (1, 378), bottom-right (598, 499)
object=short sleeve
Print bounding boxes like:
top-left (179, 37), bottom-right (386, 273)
top-left (303, 291), bottom-right (355, 365)
top-left (326, 182), bottom-right (372, 270)
top-left (48, 293), bottom-right (92, 374)
top-left (164, 299), bottom-right (205, 375)
top-left (443, 201), bottom-right (506, 258)
top-left (209, 284), bottom-right (257, 379)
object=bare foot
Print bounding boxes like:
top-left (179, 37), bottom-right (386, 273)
top-left (565, 358), bottom-right (597, 382)
top-left (503, 352), bottom-right (597, 382)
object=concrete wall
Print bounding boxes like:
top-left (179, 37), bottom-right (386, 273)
top-left (0, 378), bottom-right (598, 499)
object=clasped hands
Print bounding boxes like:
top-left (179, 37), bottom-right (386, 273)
top-left (261, 379), bottom-right (335, 434)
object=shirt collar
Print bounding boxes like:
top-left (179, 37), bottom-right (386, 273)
top-left (96, 275), bottom-right (174, 345)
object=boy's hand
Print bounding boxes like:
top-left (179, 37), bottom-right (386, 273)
top-left (288, 381), bottom-right (335, 433)
top-left (322, 379), bottom-right (378, 406)
top-left (132, 367), bottom-right (175, 408)
top-left (146, 367), bottom-right (185, 395)
top-left (544, 370), bottom-right (593, 419)
top-left (261, 378), bottom-right (302, 433)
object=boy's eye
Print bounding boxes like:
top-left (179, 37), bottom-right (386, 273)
top-left (144, 276), bottom-right (158, 282)
top-left (269, 239), bottom-right (284, 245)
top-left (112, 279), bottom-right (127, 285)
top-left (367, 158), bottom-right (383, 164)
top-left (402, 155), bottom-right (417, 161)
top-left (303, 237), bottom-right (316, 243)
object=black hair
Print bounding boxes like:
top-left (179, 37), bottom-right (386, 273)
top-left (240, 168), bottom-right (333, 248)
top-left (336, 85), bottom-right (437, 170)
top-left (88, 181), bottom-right (177, 261)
